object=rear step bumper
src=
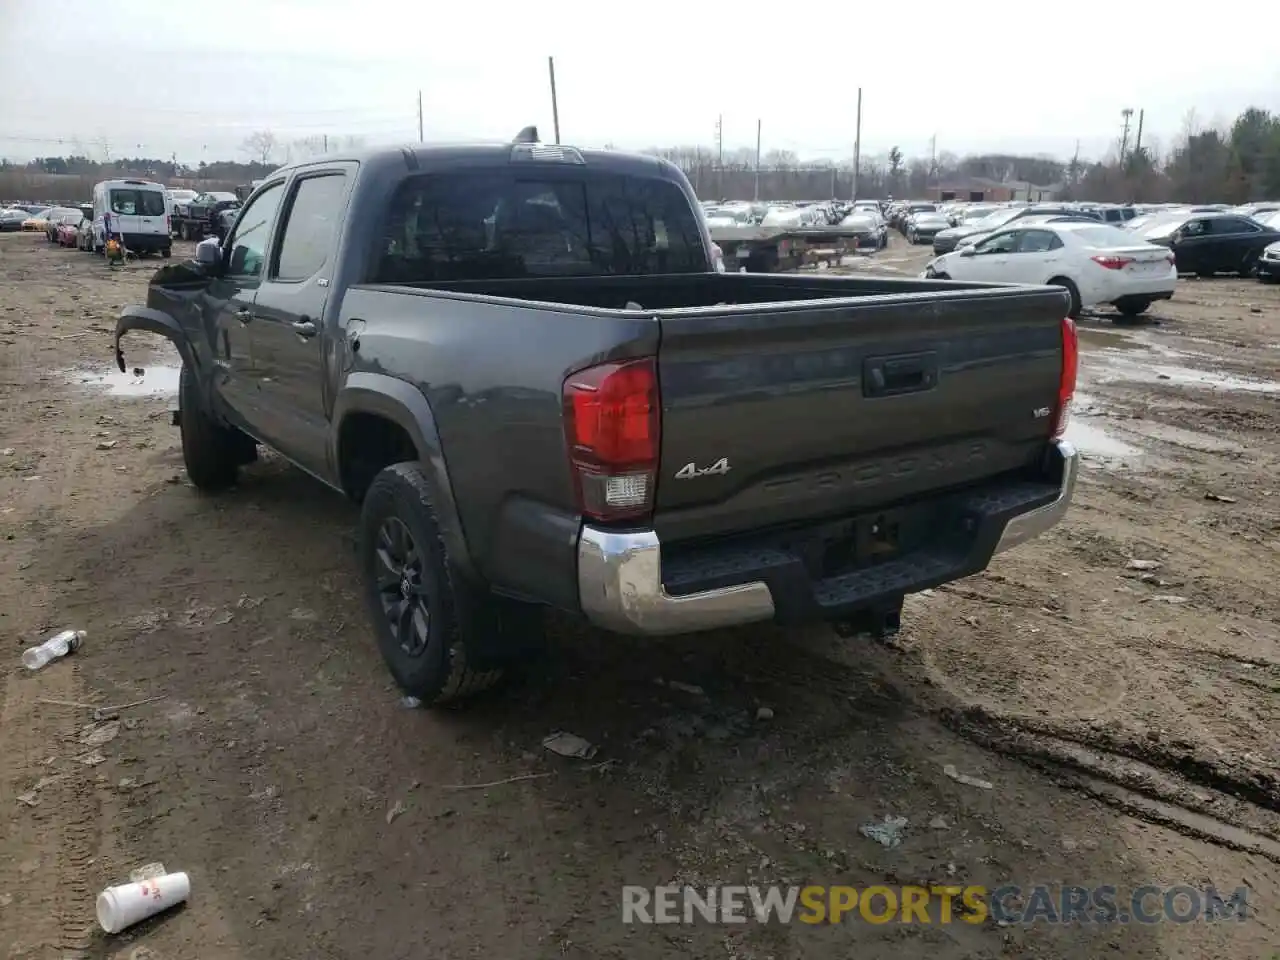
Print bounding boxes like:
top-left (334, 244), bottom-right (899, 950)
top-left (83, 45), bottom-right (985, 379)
top-left (577, 439), bottom-right (1079, 637)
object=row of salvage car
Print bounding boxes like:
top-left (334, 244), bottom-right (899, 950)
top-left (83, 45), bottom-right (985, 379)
top-left (918, 202), bottom-right (1280, 320)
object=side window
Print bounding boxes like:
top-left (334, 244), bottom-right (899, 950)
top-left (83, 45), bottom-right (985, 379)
top-left (1018, 230), bottom-right (1062, 253)
top-left (975, 231), bottom-right (1020, 254)
top-left (1212, 217), bottom-right (1259, 234)
top-left (1181, 219), bottom-right (1208, 237)
top-left (226, 182), bottom-right (284, 278)
top-left (272, 174), bottom-right (347, 281)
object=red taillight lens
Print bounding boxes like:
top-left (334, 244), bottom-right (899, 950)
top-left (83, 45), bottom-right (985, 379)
top-left (1091, 254), bottom-right (1133, 270)
top-left (1052, 317), bottom-right (1078, 439)
top-left (563, 357), bottom-right (660, 522)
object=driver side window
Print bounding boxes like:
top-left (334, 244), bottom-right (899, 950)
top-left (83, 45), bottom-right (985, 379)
top-left (226, 182), bottom-right (283, 278)
top-left (975, 231), bottom-right (1020, 255)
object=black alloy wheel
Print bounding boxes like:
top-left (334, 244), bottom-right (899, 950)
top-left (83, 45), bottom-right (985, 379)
top-left (373, 516), bottom-right (432, 659)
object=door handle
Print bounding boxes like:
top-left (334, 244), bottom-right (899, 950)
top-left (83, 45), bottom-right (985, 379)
top-left (292, 319), bottom-right (318, 338)
top-left (236, 308), bottom-right (252, 325)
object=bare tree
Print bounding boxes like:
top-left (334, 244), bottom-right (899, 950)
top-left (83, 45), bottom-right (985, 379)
top-left (241, 130), bottom-right (278, 165)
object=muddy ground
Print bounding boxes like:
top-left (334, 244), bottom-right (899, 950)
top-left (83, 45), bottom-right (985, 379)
top-left (2, 230), bottom-right (1279, 960)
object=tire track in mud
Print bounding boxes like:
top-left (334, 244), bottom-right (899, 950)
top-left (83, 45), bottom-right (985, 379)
top-left (934, 702), bottom-right (1280, 864)
top-left (0, 659), bottom-right (102, 957)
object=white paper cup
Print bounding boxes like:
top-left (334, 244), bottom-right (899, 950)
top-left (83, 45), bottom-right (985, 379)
top-left (97, 871), bottom-right (191, 934)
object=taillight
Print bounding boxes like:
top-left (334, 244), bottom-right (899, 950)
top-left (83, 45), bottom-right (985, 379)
top-left (562, 358), bottom-right (660, 522)
top-left (1165, 253), bottom-right (1176, 265)
top-left (1091, 255), bottom-right (1133, 270)
top-left (1052, 317), bottom-right (1078, 439)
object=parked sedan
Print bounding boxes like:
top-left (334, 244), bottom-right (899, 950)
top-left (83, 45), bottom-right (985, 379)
top-left (21, 207), bottom-right (53, 231)
top-left (0, 207), bottom-right (29, 231)
top-left (906, 210), bottom-right (952, 245)
top-left (838, 208), bottom-right (888, 250)
top-left (43, 207), bottom-right (83, 242)
top-left (923, 221), bottom-right (1176, 319)
top-left (54, 214), bottom-right (83, 247)
top-left (1142, 212), bottom-right (1280, 277)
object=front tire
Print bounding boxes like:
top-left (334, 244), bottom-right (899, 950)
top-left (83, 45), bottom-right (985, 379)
top-left (359, 463), bottom-right (533, 706)
top-left (178, 365), bottom-right (252, 491)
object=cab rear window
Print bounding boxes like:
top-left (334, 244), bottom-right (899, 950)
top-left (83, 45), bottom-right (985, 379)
top-left (374, 170), bottom-right (708, 282)
top-left (109, 189), bottom-right (166, 217)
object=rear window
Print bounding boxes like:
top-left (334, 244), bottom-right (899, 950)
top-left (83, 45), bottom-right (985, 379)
top-left (109, 189), bottom-right (166, 217)
top-left (1067, 225), bottom-right (1141, 246)
top-left (374, 171), bottom-right (708, 282)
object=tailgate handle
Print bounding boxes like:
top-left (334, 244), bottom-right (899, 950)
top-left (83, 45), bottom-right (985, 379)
top-left (863, 352), bottom-right (938, 398)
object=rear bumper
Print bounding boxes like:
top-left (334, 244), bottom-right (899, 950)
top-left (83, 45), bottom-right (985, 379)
top-left (116, 233), bottom-right (170, 252)
top-left (577, 439), bottom-right (1080, 636)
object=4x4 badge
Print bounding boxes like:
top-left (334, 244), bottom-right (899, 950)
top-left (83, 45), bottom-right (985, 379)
top-left (674, 458), bottom-right (731, 480)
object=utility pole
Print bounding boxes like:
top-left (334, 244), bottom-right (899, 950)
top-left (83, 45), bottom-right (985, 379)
top-left (1119, 107), bottom-right (1134, 164)
top-left (852, 86), bottom-right (862, 201)
top-left (1134, 108), bottom-right (1145, 156)
top-left (417, 90), bottom-right (424, 143)
top-left (754, 118), bottom-right (762, 202)
top-left (715, 115), bottom-right (723, 200)
top-left (548, 57), bottom-right (561, 144)
top-left (322, 133), bottom-right (328, 153)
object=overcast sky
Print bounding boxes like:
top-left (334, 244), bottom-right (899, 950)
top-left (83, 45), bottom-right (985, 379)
top-left (2, 0), bottom-right (1277, 166)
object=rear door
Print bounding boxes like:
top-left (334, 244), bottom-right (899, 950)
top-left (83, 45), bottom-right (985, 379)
top-left (105, 184), bottom-right (165, 238)
top-left (1009, 229), bottom-right (1064, 283)
top-left (249, 166), bottom-right (354, 476)
top-left (1208, 216), bottom-right (1264, 272)
top-left (653, 283), bottom-right (1068, 543)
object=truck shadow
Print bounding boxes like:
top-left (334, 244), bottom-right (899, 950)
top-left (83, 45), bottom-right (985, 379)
top-left (32, 457), bottom-right (1170, 959)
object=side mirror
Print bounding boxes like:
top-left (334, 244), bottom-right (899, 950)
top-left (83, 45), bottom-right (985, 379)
top-left (195, 237), bottom-right (222, 267)
top-left (959, 247), bottom-right (976, 257)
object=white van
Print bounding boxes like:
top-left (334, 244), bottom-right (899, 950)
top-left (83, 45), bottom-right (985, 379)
top-left (92, 179), bottom-right (171, 257)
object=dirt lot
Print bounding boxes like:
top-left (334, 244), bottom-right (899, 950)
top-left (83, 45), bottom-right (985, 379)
top-left (2, 230), bottom-right (1279, 960)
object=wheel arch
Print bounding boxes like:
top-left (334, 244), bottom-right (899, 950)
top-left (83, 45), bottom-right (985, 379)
top-left (333, 373), bottom-right (475, 579)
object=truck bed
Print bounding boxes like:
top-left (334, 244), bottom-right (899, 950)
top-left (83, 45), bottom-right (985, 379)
top-left (358, 272), bottom-right (1070, 558)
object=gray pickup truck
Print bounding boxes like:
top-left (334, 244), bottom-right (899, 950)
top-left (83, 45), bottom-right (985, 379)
top-left (115, 130), bottom-right (1081, 706)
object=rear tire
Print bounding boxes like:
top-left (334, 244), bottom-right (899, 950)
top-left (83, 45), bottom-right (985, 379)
top-left (178, 365), bottom-right (251, 491)
top-left (161, 246), bottom-right (172, 259)
top-left (1115, 298), bottom-right (1151, 318)
top-left (1048, 276), bottom-right (1082, 319)
top-left (1239, 252), bottom-right (1258, 278)
top-left (359, 463), bottom-right (539, 706)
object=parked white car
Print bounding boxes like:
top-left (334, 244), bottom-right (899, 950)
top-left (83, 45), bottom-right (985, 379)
top-left (923, 221), bottom-right (1177, 318)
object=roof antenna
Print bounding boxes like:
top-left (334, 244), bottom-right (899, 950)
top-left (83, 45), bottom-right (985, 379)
top-left (512, 125), bottom-right (540, 144)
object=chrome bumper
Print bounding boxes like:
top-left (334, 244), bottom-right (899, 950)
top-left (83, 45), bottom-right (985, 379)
top-left (576, 439), bottom-right (1079, 636)
top-left (576, 528), bottom-right (775, 636)
top-left (992, 439), bottom-right (1079, 555)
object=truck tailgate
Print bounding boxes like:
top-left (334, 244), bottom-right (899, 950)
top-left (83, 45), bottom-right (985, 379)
top-left (653, 287), bottom-right (1069, 544)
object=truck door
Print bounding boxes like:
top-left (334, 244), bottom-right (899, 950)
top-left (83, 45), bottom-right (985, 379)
top-left (249, 166), bottom-right (354, 477)
top-left (203, 181), bottom-right (285, 434)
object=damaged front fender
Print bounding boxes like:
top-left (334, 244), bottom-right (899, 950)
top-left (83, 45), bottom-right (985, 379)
top-left (114, 305), bottom-right (196, 374)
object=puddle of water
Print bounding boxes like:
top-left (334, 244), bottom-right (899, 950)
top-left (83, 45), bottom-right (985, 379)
top-left (1091, 354), bottom-right (1280, 394)
top-left (1065, 418), bottom-right (1142, 460)
top-left (1077, 328), bottom-right (1143, 351)
top-left (72, 365), bottom-right (181, 398)
top-left (1136, 422), bottom-right (1245, 454)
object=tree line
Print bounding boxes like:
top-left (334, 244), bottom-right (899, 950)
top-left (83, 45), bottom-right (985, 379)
top-left (646, 105), bottom-right (1280, 203)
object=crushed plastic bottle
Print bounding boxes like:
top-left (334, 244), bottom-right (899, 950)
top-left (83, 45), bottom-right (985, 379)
top-left (22, 629), bottom-right (86, 671)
